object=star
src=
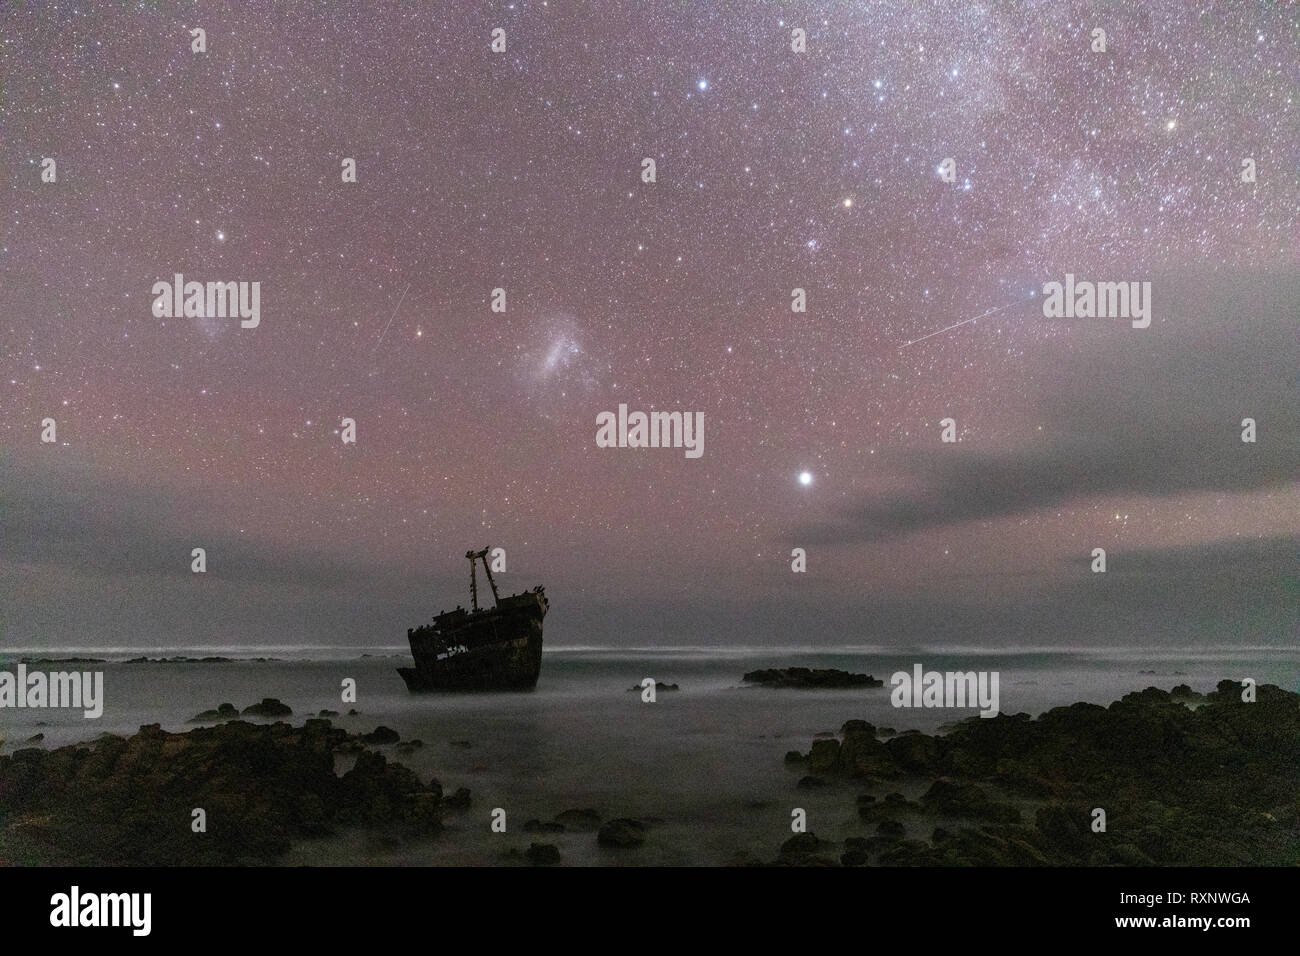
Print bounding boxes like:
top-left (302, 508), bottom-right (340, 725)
top-left (0, 0), bottom-right (1293, 658)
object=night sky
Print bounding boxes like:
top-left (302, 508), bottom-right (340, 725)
top-left (2, 1), bottom-right (1297, 650)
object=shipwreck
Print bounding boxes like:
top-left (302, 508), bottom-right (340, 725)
top-left (397, 547), bottom-right (548, 692)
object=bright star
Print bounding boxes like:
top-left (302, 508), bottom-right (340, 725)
top-left (697, 79), bottom-right (708, 91)
top-left (798, 471), bottom-right (813, 486)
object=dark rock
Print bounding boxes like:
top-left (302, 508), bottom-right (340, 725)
top-left (554, 808), bottom-right (602, 831)
top-left (1211, 679), bottom-right (1243, 701)
top-left (808, 738), bottom-right (840, 774)
top-left (837, 724), bottom-right (896, 777)
top-left (597, 818), bottom-right (646, 848)
top-left (886, 731), bottom-right (939, 772)
top-left (524, 818), bottom-right (565, 833)
top-left (921, 778), bottom-right (1021, 823)
top-left (318, 709), bottom-right (340, 717)
top-left (808, 678), bottom-right (1300, 865)
top-left (878, 839), bottom-right (943, 865)
top-left (778, 831), bottom-right (837, 864)
top-left (189, 702), bottom-right (240, 722)
top-left (858, 791), bottom-right (923, 822)
top-left (780, 832), bottom-right (827, 855)
top-left (444, 787), bottom-right (472, 811)
top-left (627, 681), bottom-right (679, 692)
top-left (360, 726), bottom-right (400, 744)
top-left (525, 842), bottom-right (561, 865)
top-left (23, 734), bottom-right (45, 744)
top-left (742, 667), bottom-right (883, 689)
top-left (1121, 687), bottom-right (1171, 705)
top-left (876, 820), bottom-right (906, 839)
top-left (797, 775), bottom-right (828, 789)
top-left (784, 750), bottom-right (808, 765)
top-left (241, 698), bottom-right (292, 717)
top-left (0, 717), bottom-right (441, 865)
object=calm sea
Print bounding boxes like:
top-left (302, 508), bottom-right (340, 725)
top-left (1, 645), bottom-right (1295, 865)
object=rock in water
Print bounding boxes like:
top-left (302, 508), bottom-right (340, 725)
top-left (189, 702), bottom-right (240, 722)
top-left (241, 698), bottom-right (292, 717)
top-left (597, 818), bottom-right (646, 848)
top-left (0, 719), bottom-right (443, 865)
top-left (742, 667), bottom-right (883, 689)
top-left (554, 808), bottom-right (602, 831)
top-left (525, 842), bottom-right (562, 865)
top-left (808, 738), bottom-right (840, 774)
top-left (444, 787), bottom-right (472, 810)
top-left (787, 679), bottom-right (1300, 866)
top-left (524, 819), bottom-right (565, 833)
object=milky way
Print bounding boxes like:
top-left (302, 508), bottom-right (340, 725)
top-left (2, 2), bottom-right (1296, 649)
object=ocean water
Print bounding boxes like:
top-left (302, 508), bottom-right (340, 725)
top-left (1, 646), bottom-right (1296, 865)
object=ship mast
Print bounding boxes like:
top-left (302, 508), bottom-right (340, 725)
top-left (465, 546), bottom-right (500, 611)
top-left (467, 549), bottom-right (479, 611)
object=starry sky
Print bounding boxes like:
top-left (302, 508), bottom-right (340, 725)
top-left (2, 1), bottom-right (1297, 650)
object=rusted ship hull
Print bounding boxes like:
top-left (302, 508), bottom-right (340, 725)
top-left (398, 586), bottom-right (547, 692)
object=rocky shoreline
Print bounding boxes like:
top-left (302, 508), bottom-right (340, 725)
top-left (0, 717), bottom-right (444, 865)
top-left (774, 679), bottom-right (1300, 866)
top-left (1, 678), bottom-right (1294, 866)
